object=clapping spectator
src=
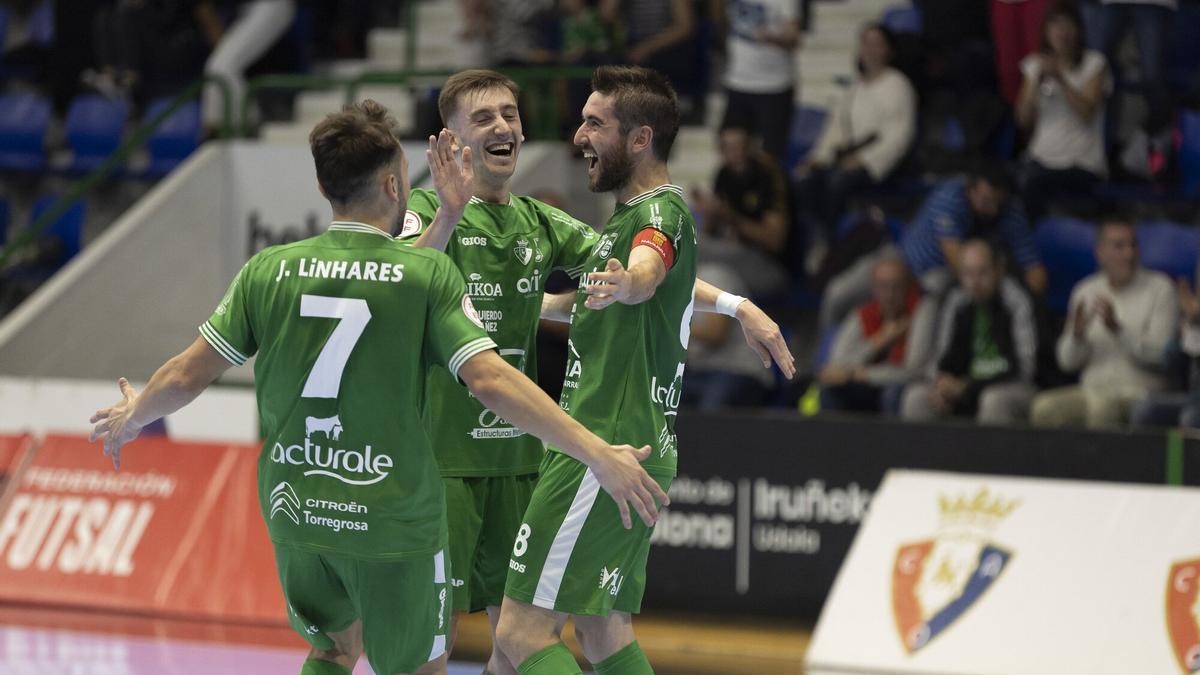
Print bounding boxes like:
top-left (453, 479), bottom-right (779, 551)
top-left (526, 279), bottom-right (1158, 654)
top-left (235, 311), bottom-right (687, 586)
top-left (795, 24), bottom-right (916, 251)
top-left (718, 0), bottom-right (803, 163)
top-left (820, 255), bottom-right (937, 415)
top-left (1016, 2), bottom-right (1111, 221)
top-left (87, 1), bottom-right (212, 106)
top-left (1131, 274), bottom-right (1200, 429)
top-left (692, 126), bottom-right (792, 295)
top-left (901, 239), bottom-right (1038, 425)
top-left (1031, 219), bottom-right (1178, 428)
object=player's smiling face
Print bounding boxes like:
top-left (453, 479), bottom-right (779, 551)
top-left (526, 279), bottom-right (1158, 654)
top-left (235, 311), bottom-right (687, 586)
top-left (451, 87), bottom-right (523, 184)
top-left (574, 92), bottom-right (633, 194)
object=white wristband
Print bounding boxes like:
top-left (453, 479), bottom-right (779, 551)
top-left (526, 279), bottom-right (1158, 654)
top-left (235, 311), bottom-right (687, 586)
top-left (715, 292), bottom-right (747, 317)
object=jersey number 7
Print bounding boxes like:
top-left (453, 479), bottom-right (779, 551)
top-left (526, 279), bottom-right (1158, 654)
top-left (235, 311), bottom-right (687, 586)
top-left (300, 294), bottom-right (372, 398)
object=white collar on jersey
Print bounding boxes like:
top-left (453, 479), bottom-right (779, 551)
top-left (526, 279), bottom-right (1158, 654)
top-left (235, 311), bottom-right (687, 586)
top-left (328, 221), bottom-right (393, 238)
top-left (623, 184), bottom-right (684, 207)
top-left (467, 195), bottom-right (514, 206)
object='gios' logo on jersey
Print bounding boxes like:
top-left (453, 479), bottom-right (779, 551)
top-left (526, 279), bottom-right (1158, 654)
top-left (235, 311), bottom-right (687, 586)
top-left (466, 272), bottom-right (504, 298)
top-left (271, 417), bottom-right (393, 486)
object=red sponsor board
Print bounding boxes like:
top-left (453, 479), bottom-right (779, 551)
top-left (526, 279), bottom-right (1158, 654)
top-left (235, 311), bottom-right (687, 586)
top-left (0, 435), bottom-right (286, 624)
top-left (0, 434), bottom-right (33, 478)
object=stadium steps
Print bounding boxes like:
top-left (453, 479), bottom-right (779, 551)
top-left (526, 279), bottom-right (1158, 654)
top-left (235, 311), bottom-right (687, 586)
top-left (798, 0), bottom-right (897, 110)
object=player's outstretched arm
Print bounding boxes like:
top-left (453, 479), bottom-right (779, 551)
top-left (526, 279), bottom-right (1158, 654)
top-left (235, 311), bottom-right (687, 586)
top-left (540, 291), bottom-right (576, 322)
top-left (88, 337), bottom-right (232, 470)
top-left (582, 246), bottom-right (666, 309)
top-left (458, 350), bottom-right (669, 529)
top-left (410, 129), bottom-right (472, 251)
top-left (693, 278), bottom-right (796, 379)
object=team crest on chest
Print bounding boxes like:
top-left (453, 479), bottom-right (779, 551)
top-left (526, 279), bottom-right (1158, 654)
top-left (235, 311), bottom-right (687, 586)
top-left (514, 238), bottom-right (533, 266)
top-left (595, 233), bottom-right (617, 260)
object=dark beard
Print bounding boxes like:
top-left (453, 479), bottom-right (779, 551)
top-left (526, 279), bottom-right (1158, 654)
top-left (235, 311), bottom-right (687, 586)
top-left (590, 145), bottom-right (634, 194)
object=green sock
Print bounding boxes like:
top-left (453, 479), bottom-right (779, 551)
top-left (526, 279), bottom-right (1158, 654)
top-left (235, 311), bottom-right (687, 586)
top-left (299, 658), bottom-right (352, 675)
top-left (593, 641), bottom-right (653, 675)
top-left (517, 642), bottom-right (583, 675)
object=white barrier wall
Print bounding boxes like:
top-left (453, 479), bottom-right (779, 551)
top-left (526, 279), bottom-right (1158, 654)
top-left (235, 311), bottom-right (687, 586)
top-left (0, 140), bottom-right (603, 383)
top-left (0, 376), bottom-right (257, 443)
top-left (807, 470), bottom-right (1200, 675)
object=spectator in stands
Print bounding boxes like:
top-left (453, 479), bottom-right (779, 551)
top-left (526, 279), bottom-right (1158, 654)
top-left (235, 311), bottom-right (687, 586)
top-left (561, 0), bottom-right (614, 65)
top-left (486, 0), bottom-right (558, 67)
top-left (683, 262), bottom-right (775, 409)
top-left (1131, 275), bottom-right (1200, 428)
top-left (819, 163), bottom-right (1047, 331)
top-left (1016, 1), bottom-right (1111, 221)
top-left (991, 0), bottom-right (1052, 104)
top-left (601, 0), bottom-right (696, 113)
top-left (199, 0), bottom-right (297, 133)
top-left (901, 239), bottom-right (1038, 425)
top-left (691, 126), bottom-right (792, 295)
top-left (718, 0), bottom-right (802, 164)
top-left (87, 1), bottom-right (212, 106)
top-left (1089, 0), bottom-right (1176, 151)
top-left (794, 24), bottom-right (916, 252)
top-left (1031, 219), bottom-right (1177, 429)
top-left (819, 255), bottom-right (937, 415)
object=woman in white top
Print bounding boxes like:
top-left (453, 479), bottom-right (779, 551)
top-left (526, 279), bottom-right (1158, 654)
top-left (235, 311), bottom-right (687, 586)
top-left (1015, 2), bottom-right (1111, 221)
top-left (795, 23), bottom-right (916, 244)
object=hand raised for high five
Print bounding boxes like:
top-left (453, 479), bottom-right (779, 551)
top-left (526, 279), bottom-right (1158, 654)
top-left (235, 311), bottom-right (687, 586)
top-left (89, 378), bottom-right (144, 470)
top-left (427, 128), bottom-right (473, 216)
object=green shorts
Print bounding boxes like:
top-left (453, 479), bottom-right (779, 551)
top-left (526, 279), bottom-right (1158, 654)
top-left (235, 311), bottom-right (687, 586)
top-left (503, 451), bottom-right (672, 616)
top-left (274, 544), bottom-right (449, 673)
top-left (444, 473), bottom-right (537, 613)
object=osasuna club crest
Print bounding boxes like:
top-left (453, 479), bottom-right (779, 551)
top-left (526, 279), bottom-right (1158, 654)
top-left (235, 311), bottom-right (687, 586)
top-left (892, 487), bottom-right (1018, 654)
top-left (1167, 558), bottom-right (1200, 673)
top-left (514, 238), bottom-right (532, 265)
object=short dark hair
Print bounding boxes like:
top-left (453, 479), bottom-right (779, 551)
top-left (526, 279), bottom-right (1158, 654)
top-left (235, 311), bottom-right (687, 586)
top-left (438, 69), bottom-right (521, 126)
top-left (968, 160), bottom-right (1015, 194)
top-left (590, 65), bottom-right (680, 161)
top-left (309, 100), bottom-right (403, 207)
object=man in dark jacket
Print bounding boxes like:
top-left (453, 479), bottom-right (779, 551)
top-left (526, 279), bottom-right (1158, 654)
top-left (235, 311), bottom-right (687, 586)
top-left (901, 238), bottom-right (1038, 424)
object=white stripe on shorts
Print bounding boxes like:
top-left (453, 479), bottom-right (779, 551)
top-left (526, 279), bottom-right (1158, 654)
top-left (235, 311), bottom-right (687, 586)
top-left (429, 548), bottom-right (447, 662)
top-left (533, 467), bottom-right (601, 609)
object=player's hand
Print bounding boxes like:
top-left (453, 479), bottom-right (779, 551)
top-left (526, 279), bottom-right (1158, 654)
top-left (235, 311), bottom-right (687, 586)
top-left (583, 258), bottom-right (632, 310)
top-left (427, 128), bottom-right (473, 217)
top-left (88, 378), bottom-right (145, 470)
top-left (592, 444), bottom-right (670, 530)
top-left (735, 300), bottom-right (795, 379)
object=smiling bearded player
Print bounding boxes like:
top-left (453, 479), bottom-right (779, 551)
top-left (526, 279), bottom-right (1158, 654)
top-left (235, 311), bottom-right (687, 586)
top-left (397, 69), bottom-right (795, 674)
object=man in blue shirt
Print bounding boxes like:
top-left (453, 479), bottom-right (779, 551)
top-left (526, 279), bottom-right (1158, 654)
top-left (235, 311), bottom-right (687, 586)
top-left (821, 163), bottom-right (1048, 330)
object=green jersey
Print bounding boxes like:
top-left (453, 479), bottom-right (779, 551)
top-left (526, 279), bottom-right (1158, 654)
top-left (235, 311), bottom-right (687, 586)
top-left (559, 184), bottom-right (697, 475)
top-left (400, 189), bottom-right (598, 476)
top-left (201, 222), bottom-right (497, 561)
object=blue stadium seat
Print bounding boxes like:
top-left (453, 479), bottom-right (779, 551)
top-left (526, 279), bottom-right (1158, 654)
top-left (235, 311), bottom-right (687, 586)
top-left (30, 196), bottom-right (85, 261)
top-left (1035, 216), bottom-right (1097, 312)
top-left (785, 106), bottom-right (826, 173)
top-left (1137, 221), bottom-right (1200, 283)
top-left (64, 95), bottom-right (128, 173)
top-left (1180, 110), bottom-right (1200, 198)
top-left (143, 99), bottom-right (201, 177)
top-left (0, 93), bottom-right (50, 172)
top-left (882, 4), bottom-right (922, 34)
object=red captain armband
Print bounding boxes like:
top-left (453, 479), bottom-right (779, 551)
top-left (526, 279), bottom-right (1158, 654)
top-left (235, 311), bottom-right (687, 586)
top-left (632, 227), bottom-right (676, 270)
